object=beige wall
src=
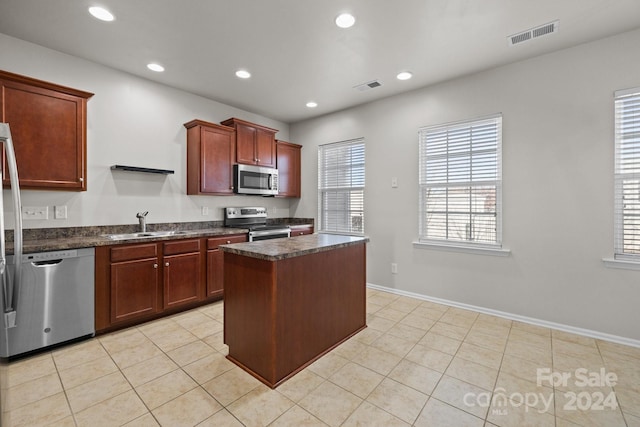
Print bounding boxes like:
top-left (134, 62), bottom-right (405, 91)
top-left (291, 28), bottom-right (640, 343)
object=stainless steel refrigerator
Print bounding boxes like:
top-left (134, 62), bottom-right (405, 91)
top-left (0, 122), bottom-right (23, 426)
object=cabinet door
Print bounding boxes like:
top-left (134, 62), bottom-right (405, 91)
top-left (207, 249), bottom-right (224, 297)
top-left (201, 126), bottom-right (235, 194)
top-left (164, 252), bottom-right (202, 309)
top-left (276, 141), bottom-right (301, 197)
top-left (111, 258), bottom-right (160, 324)
top-left (197, 126), bottom-right (233, 194)
top-left (255, 128), bottom-right (276, 168)
top-left (221, 118), bottom-right (278, 167)
top-left (1, 71), bottom-right (92, 191)
top-left (235, 123), bottom-right (257, 165)
top-left (206, 234), bottom-right (247, 298)
top-left (185, 120), bottom-right (235, 195)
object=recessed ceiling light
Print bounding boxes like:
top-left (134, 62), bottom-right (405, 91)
top-left (396, 71), bottom-right (413, 81)
top-left (147, 63), bottom-right (165, 72)
top-left (335, 13), bottom-right (355, 29)
top-left (235, 70), bottom-right (251, 79)
top-left (88, 6), bottom-right (114, 22)
top-left (306, 102), bottom-right (318, 108)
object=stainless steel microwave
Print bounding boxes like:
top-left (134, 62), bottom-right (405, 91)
top-left (233, 164), bottom-right (279, 196)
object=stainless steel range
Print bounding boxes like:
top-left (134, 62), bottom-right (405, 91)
top-left (224, 207), bottom-right (291, 242)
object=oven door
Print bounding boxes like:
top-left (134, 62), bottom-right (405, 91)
top-left (248, 229), bottom-right (291, 242)
top-left (234, 164), bottom-right (278, 196)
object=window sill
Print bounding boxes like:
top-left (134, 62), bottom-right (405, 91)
top-left (413, 241), bottom-right (511, 257)
top-left (602, 258), bottom-right (640, 271)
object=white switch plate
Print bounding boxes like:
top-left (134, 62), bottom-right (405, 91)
top-left (22, 206), bottom-right (48, 220)
top-left (391, 263), bottom-right (398, 274)
top-left (54, 205), bottom-right (67, 219)
top-left (201, 206), bottom-right (209, 216)
top-left (391, 177), bottom-right (398, 188)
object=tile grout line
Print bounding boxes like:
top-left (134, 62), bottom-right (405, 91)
top-left (6, 289), bottom-right (640, 426)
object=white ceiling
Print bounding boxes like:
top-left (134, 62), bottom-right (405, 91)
top-left (1, 0), bottom-right (640, 123)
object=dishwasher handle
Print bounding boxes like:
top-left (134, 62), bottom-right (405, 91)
top-left (32, 259), bottom-right (64, 267)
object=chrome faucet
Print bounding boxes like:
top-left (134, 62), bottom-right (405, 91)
top-left (136, 211), bottom-right (149, 232)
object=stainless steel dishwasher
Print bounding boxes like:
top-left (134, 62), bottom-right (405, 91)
top-left (4, 247), bottom-right (95, 357)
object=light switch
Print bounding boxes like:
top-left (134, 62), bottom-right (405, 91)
top-left (201, 206), bottom-right (209, 216)
top-left (391, 177), bottom-right (398, 188)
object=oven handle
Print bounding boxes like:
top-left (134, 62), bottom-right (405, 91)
top-left (248, 230), bottom-right (291, 242)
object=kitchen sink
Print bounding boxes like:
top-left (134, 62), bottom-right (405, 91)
top-left (103, 230), bottom-right (188, 240)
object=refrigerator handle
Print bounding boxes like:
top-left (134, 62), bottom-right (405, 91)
top-left (0, 123), bottom-right (23, 328)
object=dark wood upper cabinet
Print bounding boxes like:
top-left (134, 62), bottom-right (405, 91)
top-left (184, 119), bottom-right (236, 195)
top-left (276, 140), bottom-right (302, 198)
top-left (221, 117), bottom-right (278, 168)
top-left (0, 70), bottom-right (93, 191)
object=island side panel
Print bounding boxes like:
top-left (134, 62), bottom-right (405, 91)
top-left (274, 242), bottom-right (366, 384)
top-left (223, 252), bottom-right (277, 384)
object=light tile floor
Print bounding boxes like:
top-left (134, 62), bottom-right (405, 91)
top-left (4, 288), bottom-right (640, 426)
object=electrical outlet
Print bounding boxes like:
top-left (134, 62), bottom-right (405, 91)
top-left (391, 177), bottom-right (398, 188)
top-left (54, 205), bottom-right (67, 219)
top-left (22, 206), bottom-right (48, 220)
top-left (391, 263), bottom-right (398, 274)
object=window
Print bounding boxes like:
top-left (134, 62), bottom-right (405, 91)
top-left (614, 88), bottom-right (640, 260)
top-left (418, 114), bottom-right (502, 247)
top-left (318, 138), bottom-right (365, 234)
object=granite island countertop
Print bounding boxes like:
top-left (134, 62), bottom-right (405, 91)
top-left (220, 233), bottom-right (368, 261)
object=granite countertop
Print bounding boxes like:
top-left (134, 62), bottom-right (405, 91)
top-left (9, 227), bottom-right (250, 254)
top-left (220, 233), bottom-right (368, 261)
top-left (5, 218), bottom-right (314, 254)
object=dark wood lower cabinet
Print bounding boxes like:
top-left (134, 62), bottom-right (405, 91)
top-left (206, 235), bottom-right (247, 298)
top-left (224, 241), bottom-right (367, 388)
top-left (111, 258), bottom-right (160, 324)
top-left (95, 234), bottom-right (247, 334)
top-left (164, 252), bottom-right (202, 309)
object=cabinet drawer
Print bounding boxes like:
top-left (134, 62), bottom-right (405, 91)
top-left (207, 235), bottom-right (246, 250)
top-left (290, 225), bottom-right (314, 236)
top-left (164, 239), bottom-right (201, 255)
top-left (111, 243), bottom-right (158, 262)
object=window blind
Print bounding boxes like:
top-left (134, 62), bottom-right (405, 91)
top-left (614, 88), bottom-right (640, 259)
top-left (418, 115), bottom-right (502, 246)
top-left (318, 138), bottom-right (365, 234)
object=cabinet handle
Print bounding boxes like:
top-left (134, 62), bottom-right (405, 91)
top-left (79, 177), bottom-right (84, 182)
top-left (165, 262), bottom-right (170, 267)
top-left (153, 263), bottom-right (158, 269)
top-left (226, 240), bottom-right (231, 244)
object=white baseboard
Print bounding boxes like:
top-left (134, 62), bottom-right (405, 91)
top-left (366, 283), bottom-right (640, 349)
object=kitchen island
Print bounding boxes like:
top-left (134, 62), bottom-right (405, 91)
top-left (221, 233), bottom-right (368, 388)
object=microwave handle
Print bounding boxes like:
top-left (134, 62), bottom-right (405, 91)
top-left (268, 174), bottom-right (274, 190)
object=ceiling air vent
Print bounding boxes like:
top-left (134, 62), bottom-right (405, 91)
top-left (508, 20), bottom-right (558, 46)
top-left (354, 79), bottom-right (382, 92)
